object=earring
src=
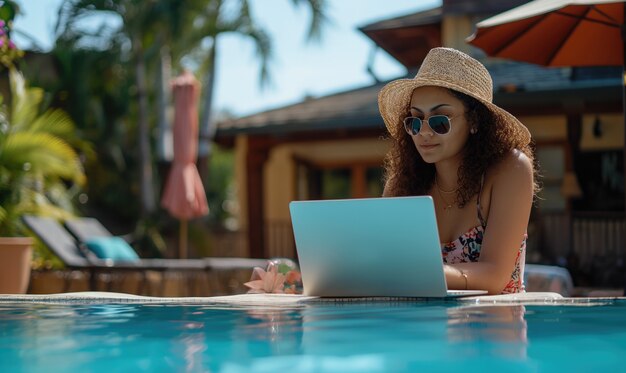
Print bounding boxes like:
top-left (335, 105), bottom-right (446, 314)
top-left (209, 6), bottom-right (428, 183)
top-left (470, 128), bottom-right (477, 134)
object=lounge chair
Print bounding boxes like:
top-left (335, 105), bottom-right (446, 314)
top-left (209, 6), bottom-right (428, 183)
top-left (23, 215), bottom-right (208, 295)
top-left (524, 264), bottom-right (574, 296)
top-left (63, 217), bottom-right (271, 271)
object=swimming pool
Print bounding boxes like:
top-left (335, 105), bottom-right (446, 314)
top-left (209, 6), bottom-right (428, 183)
top-left (1, 294), bottom-right (625, 372)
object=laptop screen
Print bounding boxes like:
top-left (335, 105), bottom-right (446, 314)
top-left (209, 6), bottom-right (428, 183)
top-left (290, 196), bottom-right (452, 297)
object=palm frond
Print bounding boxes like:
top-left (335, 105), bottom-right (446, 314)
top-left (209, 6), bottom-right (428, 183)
top-left (290, 0), bottom-right (329, 43)
top-left (10, 72), bottom-right (45, 130)
top-left (1, 132), bottom-right (85, 185)
top-left (28, 109), bottom-right (75, 137)
top-left (218, 16), bottom-right (273, 87)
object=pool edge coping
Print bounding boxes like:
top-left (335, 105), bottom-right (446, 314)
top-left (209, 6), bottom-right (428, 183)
top-left (1, 291), bottom-right (623, 306)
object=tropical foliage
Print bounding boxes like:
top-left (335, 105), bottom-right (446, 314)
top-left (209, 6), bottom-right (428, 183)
top-left (12, 0), bottom-right (327, 256)
top-left (0, 68), bottom-right (87, 237)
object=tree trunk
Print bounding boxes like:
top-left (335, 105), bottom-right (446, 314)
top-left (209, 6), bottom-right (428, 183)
top-left (135, 36), bottom-right (156, 215)
top-left (156, 44), bottom-right (172, 163)
top-left (198, 38), bottom-right (217, 184)
top-left (155, 44), bottom-right (172, 197)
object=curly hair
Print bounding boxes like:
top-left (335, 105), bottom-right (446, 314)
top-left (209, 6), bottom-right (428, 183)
top-left (383, 89), bottom-right (538, 207)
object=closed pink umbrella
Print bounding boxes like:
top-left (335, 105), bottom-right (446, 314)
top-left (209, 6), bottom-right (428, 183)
top-left (161, 70), bottom-right (209, 258)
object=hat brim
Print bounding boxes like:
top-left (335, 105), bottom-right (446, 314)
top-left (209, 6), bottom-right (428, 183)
top-left (378, 78), bottom-right (531, 144)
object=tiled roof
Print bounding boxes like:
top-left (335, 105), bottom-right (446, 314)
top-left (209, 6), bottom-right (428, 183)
top-left (486, 60), bottom-right (570, 91)
top-left (486, 61), bottom-right (620, 92)
top-left (217, 81), bottom-right (390, 136)
top-left (216, 62), bottom-right (621, 136)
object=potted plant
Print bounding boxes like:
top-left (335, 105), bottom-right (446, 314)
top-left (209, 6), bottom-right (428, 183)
top-left (0, 63), bottom-right (86, 293)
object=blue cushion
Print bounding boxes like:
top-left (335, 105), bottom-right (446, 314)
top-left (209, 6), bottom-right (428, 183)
top-left (84, 237), bottom-right (139, 261)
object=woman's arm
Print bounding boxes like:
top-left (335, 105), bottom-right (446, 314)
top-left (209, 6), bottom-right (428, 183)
top-left (445, 149), bottom-right (534, 294)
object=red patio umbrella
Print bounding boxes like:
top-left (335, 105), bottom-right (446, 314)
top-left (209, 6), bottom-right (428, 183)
top-left (467, 0), bottom-right (626, 210)
top-left (161, 70), bottom-right (209, 258)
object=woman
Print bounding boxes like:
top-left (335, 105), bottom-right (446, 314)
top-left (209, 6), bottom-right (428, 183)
top-left (378, 47), bottom-right (537, 294)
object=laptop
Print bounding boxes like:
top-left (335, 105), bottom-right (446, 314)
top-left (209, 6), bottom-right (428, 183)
top-left (289, 196), bottom-right (487, 298)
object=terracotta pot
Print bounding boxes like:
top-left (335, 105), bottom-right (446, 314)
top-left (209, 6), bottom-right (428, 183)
top-left (0, 237), bottom-right (33, 294)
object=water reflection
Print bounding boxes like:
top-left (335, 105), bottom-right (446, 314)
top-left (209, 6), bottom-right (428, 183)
top-left (447, 305), bottom-right (528, 359)
top-left (241, 302), bottom-right (530, 366)
top-left (0, 300), bottom-right (533, 373)
top-left (177, 331), bottom-right (206, 373)
top-left (241, 308), bottom-right (304, 355)
top-left (3, 299), bottom-right (625, 372)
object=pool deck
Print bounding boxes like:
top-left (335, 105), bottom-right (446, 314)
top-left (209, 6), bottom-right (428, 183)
top-left (0, 291), bottom-right (623, 306)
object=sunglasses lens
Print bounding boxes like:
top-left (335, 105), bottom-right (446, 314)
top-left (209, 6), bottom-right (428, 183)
top-left (428, 115), bottom-right (451, 134)
top-left (404, 117), bottom-right (421, 135)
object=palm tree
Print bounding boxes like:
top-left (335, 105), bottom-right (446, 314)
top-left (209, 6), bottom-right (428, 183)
top-left (0, 69), bottom-right (86, 236)
top-left (58, 0), bottom-right (169, 216)
top-left (54, 0), bottom-right (328, 216)
top-left (188, 0), bottom-right (328, 182)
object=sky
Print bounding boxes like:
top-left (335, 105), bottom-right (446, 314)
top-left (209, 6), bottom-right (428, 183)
top-left (12, 0), bottom-right (441, 117)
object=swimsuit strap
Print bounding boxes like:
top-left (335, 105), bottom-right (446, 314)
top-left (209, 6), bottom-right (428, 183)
top-left (476, 173), bottom-right (487, 228)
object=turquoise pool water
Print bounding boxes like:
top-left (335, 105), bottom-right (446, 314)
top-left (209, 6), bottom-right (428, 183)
top-left (1, 299), bottom-right (625, 372)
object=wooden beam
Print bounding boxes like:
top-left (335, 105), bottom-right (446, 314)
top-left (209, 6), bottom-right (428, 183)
top-left (566, 114), bottom-right (582, 172)
top-left (351, 165), bottom-right (367, 198)
top-left (246, 142), bottom-right (269, 259)
top-left (565, 114), bottom-right (583, 214)
top-left (218, 127), bottom-right (388, 149)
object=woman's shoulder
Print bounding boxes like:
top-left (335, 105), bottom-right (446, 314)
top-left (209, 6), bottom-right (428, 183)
top-left (502, 148), bottom-right (532, 166)
top-left (487, 148), bottom-right (534, 186)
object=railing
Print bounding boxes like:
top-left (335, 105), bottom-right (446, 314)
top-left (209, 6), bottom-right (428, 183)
top-left (531, 213), bottom-right (571, 264)
top-left (209, 228), bottom-right (248, 258)
top-left (209, 220), bottom-right (296, 260)
top-left (537, 212), bottom-right (626, 287)
top-left (265, 219), bottom-right (296, 259)
top-left (571, 212), bottom-right (626, 287)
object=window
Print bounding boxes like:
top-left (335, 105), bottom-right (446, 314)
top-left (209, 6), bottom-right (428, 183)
top-left (296, 161), bottom-right (384, 200)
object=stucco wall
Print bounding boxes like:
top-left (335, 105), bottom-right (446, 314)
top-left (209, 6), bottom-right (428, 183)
top-left (517, 113), bottom-right (624, 149)
top-left (580, 114), bottom-right (624, 150)
top-left (264, 145), bottom-right (297, 222)
top-left (519, 116), bottom-right (567, 141)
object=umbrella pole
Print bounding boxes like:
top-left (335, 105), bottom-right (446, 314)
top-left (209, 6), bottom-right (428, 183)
top-left (179, 219), bottom-right (188, 259)
top-left (622, 14), bottom-right (626, 213)
top-left (622, 63), bottom-right (626, 213)
top-left (622, 5), bottom-right (626, 295)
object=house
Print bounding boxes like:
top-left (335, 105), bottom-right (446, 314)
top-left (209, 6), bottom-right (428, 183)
top-left (215, 0), bottom-right (625, 287)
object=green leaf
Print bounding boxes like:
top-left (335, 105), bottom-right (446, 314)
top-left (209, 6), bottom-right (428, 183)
top-left (1, 132), bottom-right (85, 185)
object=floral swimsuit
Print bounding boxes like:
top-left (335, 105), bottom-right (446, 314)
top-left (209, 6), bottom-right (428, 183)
top-left (440, 177), bottom-right (526, 294)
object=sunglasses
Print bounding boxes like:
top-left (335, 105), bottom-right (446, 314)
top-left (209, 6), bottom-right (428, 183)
top-left (403, 115), bottom-right (453, 135)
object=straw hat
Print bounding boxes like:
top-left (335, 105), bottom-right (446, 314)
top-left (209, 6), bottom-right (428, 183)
top-left (378, 47), bottom-right (530, 143)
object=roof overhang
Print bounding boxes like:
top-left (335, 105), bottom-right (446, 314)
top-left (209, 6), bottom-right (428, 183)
top-left (358, 7), bottom-right (442, 69)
